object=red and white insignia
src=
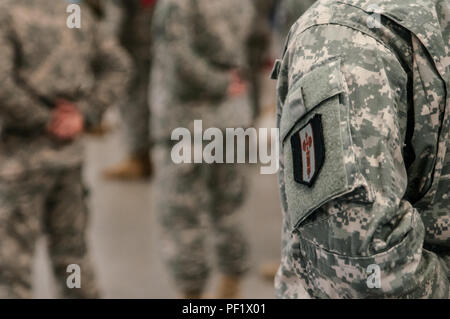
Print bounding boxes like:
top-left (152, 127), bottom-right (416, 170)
top-left (290, 114), bottom-right (325, 187)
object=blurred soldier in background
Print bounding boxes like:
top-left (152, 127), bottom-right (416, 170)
top-left (103, 0), bottom-right (156, 180)
top-left (273, 0), bottom-right (316, 47)
top-left (151, 0), bottom-right (256, 299)
top-left (275, 0), bottom-right (449, 298)
top-left (246, 0), bottom-right (276, 118)
top-left (259, 0), bottom-right (317, 283)
top-left (0, 0), bottom-right (130, 298)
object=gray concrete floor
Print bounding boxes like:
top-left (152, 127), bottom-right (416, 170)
top-left (32, 121), bottom-right (283, 299)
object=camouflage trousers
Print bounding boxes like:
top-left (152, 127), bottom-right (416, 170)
top-left (119, 72), bottom-right (151, 155)
top-left (154, 145), bottom-right (250, 295)
top-left (118, 4), bottom-right (152, 155)
top-left (0, 166), bottom-right (99, 298)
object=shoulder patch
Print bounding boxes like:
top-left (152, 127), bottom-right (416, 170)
top-left (290, 114), bottom-right (325, 187)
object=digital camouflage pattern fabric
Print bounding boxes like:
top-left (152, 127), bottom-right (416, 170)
top-left (0, 0), bottom-right (131, 175)
top-left (0, 168), bottom-right (98, 298)
top-left (116, 0), bottom-right (155, 154)
top-left (151, 0), bottom-right (255, 294)
top-left (275, 0), bottom-right (449, 298)
top-left (153, 144), bottom-right (249, 295)
top-left (150, 0), bottom-right (256, 142)
top-left (0, 0), bottom-right (131, 298)
top-left (246, 0), bottom-right (275, 116)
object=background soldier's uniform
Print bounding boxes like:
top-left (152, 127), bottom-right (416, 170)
top-left (246, 0), bottom-right (275, 117)
top-left (151, 0), bottom-right (255, 296)
top-left (117, 0), bottom-right (154, 156)
top-left (257, 0), bottom-right (318, 284)
top-left (275, 0), bottom-right (449, 298)
top-left (102, 0), bottom-right (155, 180)
top-left (0, 0), bottom-right (131, 298)
top-left (274, 0), bottom-right (317, 43)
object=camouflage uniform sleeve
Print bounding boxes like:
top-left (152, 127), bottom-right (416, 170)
top-left (161, 0), bottom-right (230, 98)
top-left (278, 25), bottom-right (449, 298)
top-left (78, 23), bottom-right (132, 129)
top-left (0, 11), bottom-right (50, 129)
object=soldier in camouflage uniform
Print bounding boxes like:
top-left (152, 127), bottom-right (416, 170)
top-left (151, 0), bottom-right (256, 298)
top-left (0, 0), bottom-right (131, 298)
top-left (258, 0), bottom-right (318, 283)
top-left (246, 0), bottom-right (275, 118)
top-left (103, 0), bottom-right (156, 180)
top-left (274, 0), bottom-right (317, 44)
top-left (274, 0), bottom-right (450, 298)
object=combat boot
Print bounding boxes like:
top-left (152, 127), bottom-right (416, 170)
top-left (85, 122), bottom-right (113, 137)
top-left (258, 262), bottom-right (279, 283)
top-left (181, 293), bottom-right (203, 299)
top-left (217, 275), bottom-right (241, 299)
top-left (102, 152), bottom-right (153, 180)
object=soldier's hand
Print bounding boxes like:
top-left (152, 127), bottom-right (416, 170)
top-left (227, 69), bottom-right (247, 97)
top-left (47, 100), bottom-right (84, 141)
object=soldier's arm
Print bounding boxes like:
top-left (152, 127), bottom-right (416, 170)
top-left (0, 12), bottom-right (50, 129)
top-left (78, 29), bottom-right (132, 129)
top-left (162, 0), bottom-right (230, 98)
top-left (278, 25), bottom-right (449, 298)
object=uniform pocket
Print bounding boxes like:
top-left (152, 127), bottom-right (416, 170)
top-left (280, 59), bottom-right (374, 231)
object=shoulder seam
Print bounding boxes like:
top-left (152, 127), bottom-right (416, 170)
top-left (287, 22), bottom-right (402, 66)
